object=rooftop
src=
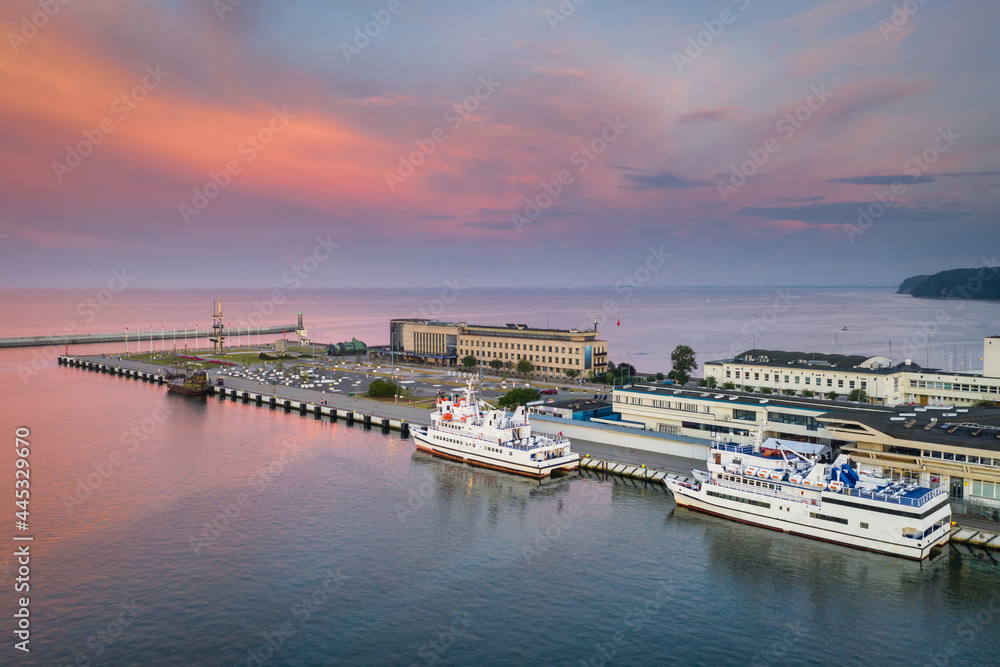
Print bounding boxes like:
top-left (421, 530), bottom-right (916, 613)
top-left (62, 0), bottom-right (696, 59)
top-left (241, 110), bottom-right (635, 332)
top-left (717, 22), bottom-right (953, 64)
top-left (536, 398), bottom-right (611, 412)
top-left (617, 383), bottom-right (894, 415)
top-left (819, 407), bottom-right (1000, 452)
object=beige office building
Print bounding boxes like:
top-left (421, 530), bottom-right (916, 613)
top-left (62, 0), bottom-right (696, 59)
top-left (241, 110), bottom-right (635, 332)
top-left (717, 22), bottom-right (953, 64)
top-left (387, 319), bottom-right (607, 377)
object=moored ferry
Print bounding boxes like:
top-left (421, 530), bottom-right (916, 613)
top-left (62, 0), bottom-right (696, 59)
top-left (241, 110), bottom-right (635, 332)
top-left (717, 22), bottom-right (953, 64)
top-left (665, 425), bottom-right (951, 560)
top-left (410, 381), bottom-right (580, 478)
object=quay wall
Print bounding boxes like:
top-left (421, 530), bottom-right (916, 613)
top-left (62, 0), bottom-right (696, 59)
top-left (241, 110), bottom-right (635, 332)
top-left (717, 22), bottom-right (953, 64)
top-left (530, 414), bottom-right (711, 461)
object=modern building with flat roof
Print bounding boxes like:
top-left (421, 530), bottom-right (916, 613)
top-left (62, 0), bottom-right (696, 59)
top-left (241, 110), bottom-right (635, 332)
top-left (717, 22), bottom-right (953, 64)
top-left (385, 319), bottom-right (607, 378)
top-left (703, 337), bottom-right (1000, 407)
top-left (610, 382), bottom-right (1000, 520)
top-left (820, 407), bottom-right (1000, 520)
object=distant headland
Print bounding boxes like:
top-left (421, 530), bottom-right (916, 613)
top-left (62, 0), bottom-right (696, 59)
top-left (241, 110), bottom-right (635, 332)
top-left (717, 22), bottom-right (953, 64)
top-left (897, 267), bottom-right (1000, 300)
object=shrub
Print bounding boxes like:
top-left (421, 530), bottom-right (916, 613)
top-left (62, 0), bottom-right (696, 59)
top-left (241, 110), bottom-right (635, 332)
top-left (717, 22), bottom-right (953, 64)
top-left (367, 379), bottom-right (399, 398)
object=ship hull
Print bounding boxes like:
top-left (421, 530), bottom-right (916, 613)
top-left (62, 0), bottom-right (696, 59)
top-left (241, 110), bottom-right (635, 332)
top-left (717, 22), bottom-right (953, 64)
top-left (166, 384), bottom-right (208, 396)
top-left (668, 483), bottom-right (949, 561)
top-left (412, 430), bottom-right (579, 479)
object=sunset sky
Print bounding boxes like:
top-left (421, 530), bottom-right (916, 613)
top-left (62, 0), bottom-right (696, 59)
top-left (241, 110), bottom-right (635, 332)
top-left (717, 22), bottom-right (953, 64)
top-left (2, 0), bottom-right (998, 288)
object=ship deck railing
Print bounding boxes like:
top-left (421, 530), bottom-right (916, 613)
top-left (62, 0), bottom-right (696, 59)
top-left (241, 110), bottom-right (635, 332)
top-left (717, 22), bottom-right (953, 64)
top-left (709, 479), bottom-right (818, 506)
top-left (431, 428), bottom-right (568, 451)
top-left (711, 442), bottom-right (754, 455)
top-left (839, 484), bottom-right (945, 508)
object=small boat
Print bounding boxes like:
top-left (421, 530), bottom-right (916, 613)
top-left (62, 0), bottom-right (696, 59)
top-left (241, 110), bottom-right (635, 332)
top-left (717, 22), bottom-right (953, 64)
top-left (165, 367), bottom-right (209, 395)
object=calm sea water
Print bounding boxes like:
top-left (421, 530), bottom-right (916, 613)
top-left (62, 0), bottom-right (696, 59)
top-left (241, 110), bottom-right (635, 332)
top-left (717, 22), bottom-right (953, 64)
top-left (1, 289), bottom-right (999, 665)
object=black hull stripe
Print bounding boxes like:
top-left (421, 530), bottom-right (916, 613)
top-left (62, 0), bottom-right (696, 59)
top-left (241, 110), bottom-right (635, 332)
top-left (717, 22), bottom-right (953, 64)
top-left (672, 489), bottom-right (948, 556)
top-left (412, 434), bottom-right (575, 471)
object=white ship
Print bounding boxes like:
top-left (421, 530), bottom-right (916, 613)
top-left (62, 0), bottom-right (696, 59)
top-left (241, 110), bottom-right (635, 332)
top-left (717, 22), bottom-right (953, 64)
top-left (665, 426), bottom-right (951, 560)
top-left (410, 381), bottom-right (580, 478)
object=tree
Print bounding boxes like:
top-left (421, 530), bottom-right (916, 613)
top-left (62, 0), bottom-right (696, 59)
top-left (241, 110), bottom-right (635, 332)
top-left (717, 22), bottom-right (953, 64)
top-left (847, 388), bottom-right (869, 403)
top-left (498, 387), bottom-right (540, 409)
top-left (705, 375), bottom-right (717, 389)
top-left (744, 386), bottom-right (755, 393)
top-left (367, 379), bottom-right (399, 398)
top-left (826, 391), bottom-right (838, 400)
top-left (723, 382), bottom-right (736, 390)
top-left (565, 368), bottom-right (578, 379)
top-left (489, 359), bottom-right (503, 371)
top-left (801, 390), bottom-right (815, 398)
top-left (761, 387), bottom-right (773, 394)
top-left (670, 345), bottom-right (697, 385)
top-left (655, 372), bottom-right (665, 381)
top-left (461, 355), bottom-right (477, 370)
top-left (973, 399), bottom-right (997, 407)
top-left (516, 358), bottom-right (534, 377)
top-left (782, 389), bottom-right (796, 396)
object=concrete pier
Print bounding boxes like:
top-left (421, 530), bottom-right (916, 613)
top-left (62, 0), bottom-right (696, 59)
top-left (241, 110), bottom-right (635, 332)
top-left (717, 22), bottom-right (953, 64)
top-left (59, 354), bottom-right (420, 434)
top-left (950, 524), bottom-right (1000, 551)
top-left (58, 354), bottom-right (688, 482)
top-left (3, 324), bottom-right (299, 349)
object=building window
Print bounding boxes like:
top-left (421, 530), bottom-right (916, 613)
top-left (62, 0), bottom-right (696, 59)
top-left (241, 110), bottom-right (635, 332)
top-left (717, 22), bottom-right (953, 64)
top-left (754, 373), bottom-right (759, 381)
top-left (726, 370), bottom-right (731, 378)
top-left (733, 409), bottom-right (756, 422)
top-left (838, 380), bottom-right (844, 388)
top-left (849, 381), bottom-right (855, 389)
top-left (794, 376), bottom-right (800, 384)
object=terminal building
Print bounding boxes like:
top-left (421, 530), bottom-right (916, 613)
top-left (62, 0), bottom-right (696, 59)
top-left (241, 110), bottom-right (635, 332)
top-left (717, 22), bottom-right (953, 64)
top-left (385, 319), bottom-right (607, 378)
top-left (703, 336), bottom-right (1000, 408)
top-left (609, 383), bottom-right (1000, 520)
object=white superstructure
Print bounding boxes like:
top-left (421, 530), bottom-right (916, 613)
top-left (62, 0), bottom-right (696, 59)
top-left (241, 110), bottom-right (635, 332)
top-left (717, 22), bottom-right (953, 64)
top-left (410, 381), bottom-right (580, 478)
top-left (665, 427), bottom-right (951, 560)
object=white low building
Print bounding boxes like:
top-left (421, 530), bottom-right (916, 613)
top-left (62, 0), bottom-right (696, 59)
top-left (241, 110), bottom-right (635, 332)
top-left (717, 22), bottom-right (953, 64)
top-left (703, 337), bottom-right (1000, 407)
